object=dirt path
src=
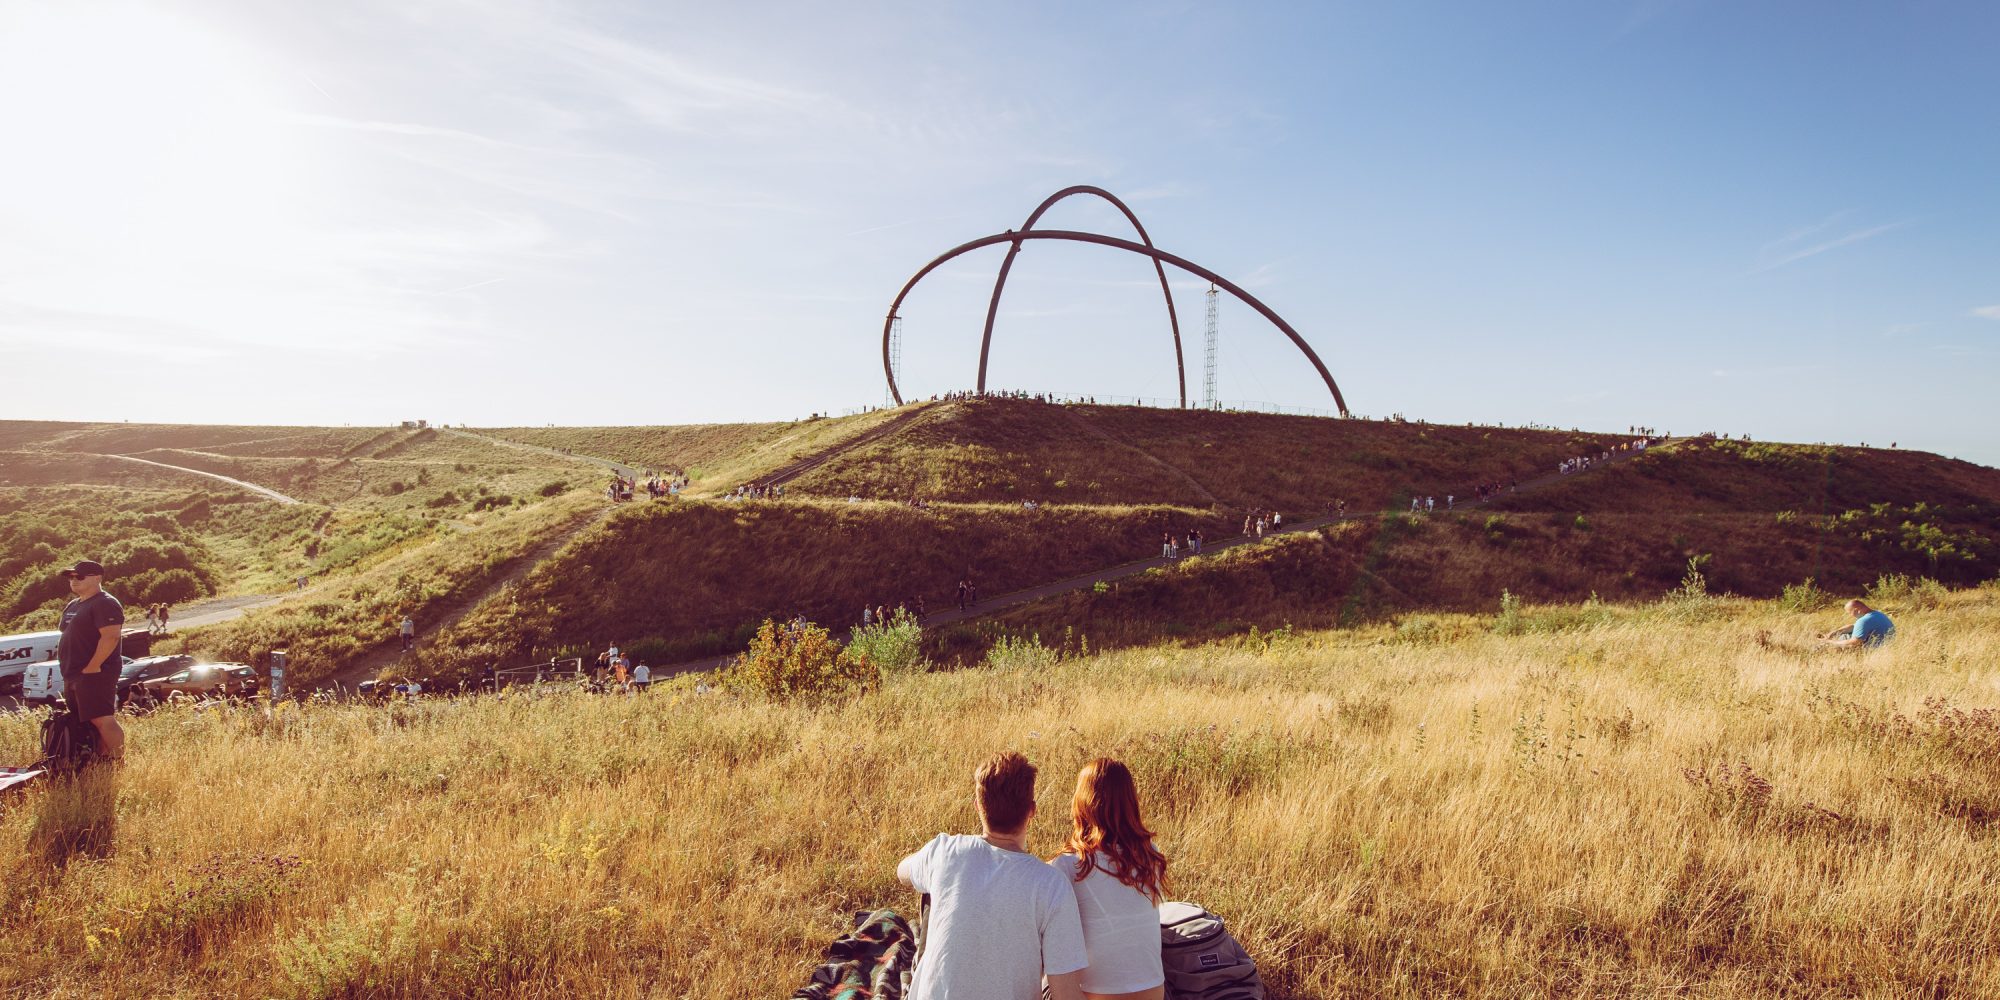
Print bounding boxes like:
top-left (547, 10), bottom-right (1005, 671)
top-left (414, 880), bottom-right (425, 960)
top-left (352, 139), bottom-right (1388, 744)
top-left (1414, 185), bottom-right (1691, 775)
top-left (765, 410), bottom-right (923, 485)
top-left (442, 428), bottom-right (641, 480)
top-left (654, 437), bottom-right (1672, 680)
top-left (314, 506), bottom-right (614, 692)
top-left (96, 454), bottom-right (302, 504)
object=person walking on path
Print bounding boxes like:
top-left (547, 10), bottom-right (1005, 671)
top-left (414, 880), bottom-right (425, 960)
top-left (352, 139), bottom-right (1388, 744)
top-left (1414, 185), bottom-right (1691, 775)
top-left (156, 603), bottom-right (170, 633)
top-left (57, 560), bottom-right (127, 760)
top-left (399, 615), bottom-right (416, 652)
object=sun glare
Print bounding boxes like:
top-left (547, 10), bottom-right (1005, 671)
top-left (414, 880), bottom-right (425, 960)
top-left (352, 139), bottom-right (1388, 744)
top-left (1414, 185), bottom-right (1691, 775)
top-left (0, 4), bottom-right (312, 315)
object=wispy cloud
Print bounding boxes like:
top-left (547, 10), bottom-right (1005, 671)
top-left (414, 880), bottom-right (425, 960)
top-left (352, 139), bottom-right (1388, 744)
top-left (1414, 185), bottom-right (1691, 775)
top-left (1971, 305), bottom-right (2000, 320)
top-left (1752, 216), bottom-right (1911, 273)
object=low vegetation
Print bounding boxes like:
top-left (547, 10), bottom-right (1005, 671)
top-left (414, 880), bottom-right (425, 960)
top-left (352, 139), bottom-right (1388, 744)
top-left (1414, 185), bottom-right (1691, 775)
top-left (161, 492), bottom-right (602, 687)
top-left (4, 587), bottom-right (1997, 997)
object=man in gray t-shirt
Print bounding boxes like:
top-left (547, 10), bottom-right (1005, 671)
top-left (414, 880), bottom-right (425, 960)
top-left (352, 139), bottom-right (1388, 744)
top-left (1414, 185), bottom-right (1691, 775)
top-left (898, 752), bottom-right (1087, 1000)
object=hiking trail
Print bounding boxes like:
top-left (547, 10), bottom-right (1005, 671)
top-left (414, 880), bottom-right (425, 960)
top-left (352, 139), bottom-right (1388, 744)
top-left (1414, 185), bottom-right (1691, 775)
top-left (316, 505), bottom-right (615, 691)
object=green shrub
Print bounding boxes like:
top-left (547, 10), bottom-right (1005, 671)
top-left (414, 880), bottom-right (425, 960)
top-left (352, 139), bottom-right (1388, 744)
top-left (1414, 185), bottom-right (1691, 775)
top-left (845, 611), bottom-right (925, 677)
top-left (724, 619), bottom-right (871, 702)
top-left (427, 492), bottom-right (461, 509)
top-left (1778, 578), bottom-right (1835, 613)
top-left (1493, 589), bottom-right (1524, 636)
top-left (538, 480), bottom-right (568, 498)
top-left (1866, 573), bottom-right (1949, 611)
top-left (983, 633), bottom-right (1061, 671)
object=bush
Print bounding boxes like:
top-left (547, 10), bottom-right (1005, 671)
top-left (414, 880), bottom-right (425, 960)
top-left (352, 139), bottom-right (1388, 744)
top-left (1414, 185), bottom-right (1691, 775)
top-left (471, 495), bottom-right (514, 512)
top-left (1778, 578), bottom-right (1835, 613)
top-left (723, 619), bottom-right (871, 702)
top-left (983, 633), bottom-right (1061, 671)
top-left (1493, 589), bottom-right (1524, 636)
top-left (1866, 573), bottom-right (1949, 611)
top-left (845, 611), bottom-right (924, 677)
top-left (538, 480), bottom-right (569, 498)
top-left (427, 492), bottom-right (462, 509)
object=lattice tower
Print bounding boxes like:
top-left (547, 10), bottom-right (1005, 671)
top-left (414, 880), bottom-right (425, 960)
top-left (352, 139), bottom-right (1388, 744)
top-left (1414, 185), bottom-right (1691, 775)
top-left (1203, 284), bottom-right (1219, 409)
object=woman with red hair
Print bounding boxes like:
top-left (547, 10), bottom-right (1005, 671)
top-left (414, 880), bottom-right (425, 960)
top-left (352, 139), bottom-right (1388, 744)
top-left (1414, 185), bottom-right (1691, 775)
top-left (1048, 757), bottom-right (1168, 1000)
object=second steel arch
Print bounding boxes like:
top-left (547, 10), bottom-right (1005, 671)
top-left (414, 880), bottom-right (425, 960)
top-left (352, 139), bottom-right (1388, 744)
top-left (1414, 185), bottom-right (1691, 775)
top-left (979, 185), bottom-right (1187, 408)
top-left (882, 229), bottom-right (1349, 417)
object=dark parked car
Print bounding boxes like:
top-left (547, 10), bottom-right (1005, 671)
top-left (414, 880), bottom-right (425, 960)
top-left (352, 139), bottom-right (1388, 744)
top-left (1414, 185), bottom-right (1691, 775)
top-left (138, 662), bottom-right (260, 702)
top-left (120, 654), bottom-right (197, 702)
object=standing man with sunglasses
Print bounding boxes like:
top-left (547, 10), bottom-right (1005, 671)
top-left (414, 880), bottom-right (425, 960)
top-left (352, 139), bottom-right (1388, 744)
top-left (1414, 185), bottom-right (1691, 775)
top-left (58, 559), bottom-right (126, 760)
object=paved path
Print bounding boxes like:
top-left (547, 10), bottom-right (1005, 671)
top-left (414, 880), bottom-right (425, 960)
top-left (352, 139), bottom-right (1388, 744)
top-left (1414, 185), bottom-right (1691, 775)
top-left (167, 594), bottom-right (288, 631)
top-left (98, 454), bottom-right (302, 504)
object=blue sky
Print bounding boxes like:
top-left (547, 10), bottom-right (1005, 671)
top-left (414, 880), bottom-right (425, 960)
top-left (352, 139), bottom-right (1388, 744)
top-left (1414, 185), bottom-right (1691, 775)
top-left (2, 1), bottom-right (1995, 464)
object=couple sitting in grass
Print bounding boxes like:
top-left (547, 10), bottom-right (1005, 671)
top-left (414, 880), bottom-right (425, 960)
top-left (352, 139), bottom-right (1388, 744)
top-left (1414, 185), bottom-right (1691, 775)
top-left (898, 752), bottom-right (1167, 1000)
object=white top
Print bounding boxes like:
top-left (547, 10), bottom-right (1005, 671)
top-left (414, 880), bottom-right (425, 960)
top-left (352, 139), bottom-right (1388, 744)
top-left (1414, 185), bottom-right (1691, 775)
top-left (1049, 852), bottom-right (1165, 994)
top-left (632, 664), bottom-right (650, 682)
top-left (901, 833), bottom-right (1087, 1000)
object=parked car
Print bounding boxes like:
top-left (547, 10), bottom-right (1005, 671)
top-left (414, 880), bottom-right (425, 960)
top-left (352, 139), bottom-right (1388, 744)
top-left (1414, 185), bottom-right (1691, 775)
top-left (119, 654), bottom-right (197, 702)
top-left (138, 662), bottom-right (259, 701)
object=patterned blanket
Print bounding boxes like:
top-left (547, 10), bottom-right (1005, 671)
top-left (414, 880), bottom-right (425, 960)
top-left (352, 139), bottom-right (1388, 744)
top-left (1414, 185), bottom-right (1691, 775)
top-left (790, 908), bottom-right (917, 1000)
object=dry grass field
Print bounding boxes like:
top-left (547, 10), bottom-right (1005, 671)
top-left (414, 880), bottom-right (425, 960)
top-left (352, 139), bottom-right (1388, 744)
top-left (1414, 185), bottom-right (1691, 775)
top-left (4, 585), bottom-right (1996, 998)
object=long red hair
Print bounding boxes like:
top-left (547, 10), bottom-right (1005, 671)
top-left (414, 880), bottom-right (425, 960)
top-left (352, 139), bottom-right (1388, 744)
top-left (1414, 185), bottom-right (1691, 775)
top-left (1065, 757), bottom-right (1167, 903)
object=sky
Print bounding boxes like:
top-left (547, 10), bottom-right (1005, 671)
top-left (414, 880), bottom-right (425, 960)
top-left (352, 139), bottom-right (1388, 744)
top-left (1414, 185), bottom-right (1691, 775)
top-left (1, 0), bottom-right (1996, 464)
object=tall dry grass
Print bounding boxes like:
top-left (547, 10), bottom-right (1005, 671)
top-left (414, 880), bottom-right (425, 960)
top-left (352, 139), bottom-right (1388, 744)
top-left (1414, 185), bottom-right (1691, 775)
top-left (3, 586), bottom-right (1998, 998)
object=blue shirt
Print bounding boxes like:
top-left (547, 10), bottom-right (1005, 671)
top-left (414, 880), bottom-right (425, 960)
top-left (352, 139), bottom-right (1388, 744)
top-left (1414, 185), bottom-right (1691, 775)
top-left (1853, 610), bottom-right (1894, 645)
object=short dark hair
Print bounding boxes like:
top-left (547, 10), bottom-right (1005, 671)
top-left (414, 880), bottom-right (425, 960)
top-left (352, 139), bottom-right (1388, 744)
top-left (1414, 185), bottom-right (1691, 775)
top-left (975, 751), bottom-right (1037, 833)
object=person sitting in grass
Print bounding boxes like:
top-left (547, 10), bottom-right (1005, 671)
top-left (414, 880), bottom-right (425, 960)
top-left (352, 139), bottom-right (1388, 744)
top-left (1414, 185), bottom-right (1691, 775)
top-left (897, 751), bottom-right (1088, 1000)
top-left (1050, 758), bottom-right (1168, 1000)
top-left (1821, 599), bottom-right (1895, 649)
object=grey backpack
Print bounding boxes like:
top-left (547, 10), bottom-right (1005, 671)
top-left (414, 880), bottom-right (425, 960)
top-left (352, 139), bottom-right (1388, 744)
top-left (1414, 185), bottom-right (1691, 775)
top-left (1159, 901), bottom-right (1265, 999)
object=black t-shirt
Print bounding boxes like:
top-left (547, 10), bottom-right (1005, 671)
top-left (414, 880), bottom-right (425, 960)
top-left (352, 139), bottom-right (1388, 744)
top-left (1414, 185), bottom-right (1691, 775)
top-left (58, 591), bottom-right (125, 679)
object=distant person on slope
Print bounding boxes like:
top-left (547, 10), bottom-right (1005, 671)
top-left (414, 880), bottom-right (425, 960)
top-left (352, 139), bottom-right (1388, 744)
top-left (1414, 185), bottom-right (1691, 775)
top-left (1822, 600), bottom-right (1895, 649)
top-left (897, 751), bottom-right (1088, 1000)
top-left (399, 615), bottom-right (415, 651)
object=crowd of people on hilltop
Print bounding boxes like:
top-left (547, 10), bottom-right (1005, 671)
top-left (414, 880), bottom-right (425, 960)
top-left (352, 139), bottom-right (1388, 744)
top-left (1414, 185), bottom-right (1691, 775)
top-left (1559, 434), bottom-right (1658, 477)
top-left (607, 473), bottom-right (689, 502)
top-left (929, 389), bottom-right (1099, 405)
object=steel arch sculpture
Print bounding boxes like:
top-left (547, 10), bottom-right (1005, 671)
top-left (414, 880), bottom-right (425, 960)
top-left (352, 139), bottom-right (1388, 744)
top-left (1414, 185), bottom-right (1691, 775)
top-left (882, 225), bottom-right (1350, 417)
top-left (980, 185), bottom-right (1186, 407)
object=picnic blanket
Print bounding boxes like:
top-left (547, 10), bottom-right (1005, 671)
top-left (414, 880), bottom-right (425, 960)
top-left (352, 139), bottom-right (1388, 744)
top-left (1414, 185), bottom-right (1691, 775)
top-left (790, 907), bottom-right (917, 1000)
top-left (0, 767), bottom-right (46, 794)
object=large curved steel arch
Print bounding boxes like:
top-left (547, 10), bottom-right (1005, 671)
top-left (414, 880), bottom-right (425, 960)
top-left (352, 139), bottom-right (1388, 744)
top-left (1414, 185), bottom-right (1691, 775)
top-left (882, 229), bottom-right (1349, 417)
top-left (979, 185), bottom-right (1186, 408)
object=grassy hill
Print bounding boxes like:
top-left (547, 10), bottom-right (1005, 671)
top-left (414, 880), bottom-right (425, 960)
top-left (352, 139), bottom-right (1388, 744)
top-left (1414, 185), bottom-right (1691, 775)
top-left (4, 408), bottom-right (1997, 687)
top-left (6, 586), bottom-right (1997, 997)
top-left (784, 400), bottom-right (1633, 509)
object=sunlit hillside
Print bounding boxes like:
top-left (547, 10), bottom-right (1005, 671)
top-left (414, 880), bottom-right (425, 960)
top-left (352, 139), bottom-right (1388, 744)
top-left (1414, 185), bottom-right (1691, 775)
top-left (5, 586), bottom-right (1996, 998)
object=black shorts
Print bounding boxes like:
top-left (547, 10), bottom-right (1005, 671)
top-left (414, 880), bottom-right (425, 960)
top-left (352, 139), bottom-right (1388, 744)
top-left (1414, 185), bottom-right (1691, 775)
top-left (65, 668), bottom-right (118, 720)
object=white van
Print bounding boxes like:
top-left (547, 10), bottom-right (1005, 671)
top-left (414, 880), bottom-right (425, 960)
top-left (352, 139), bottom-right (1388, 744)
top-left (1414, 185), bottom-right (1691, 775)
top-left (1, 630), bottom-right (63, 668)
top-left (0, 631), bottom-right (63, 698)
top-left (21, 660), bottom-right (62, 705)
